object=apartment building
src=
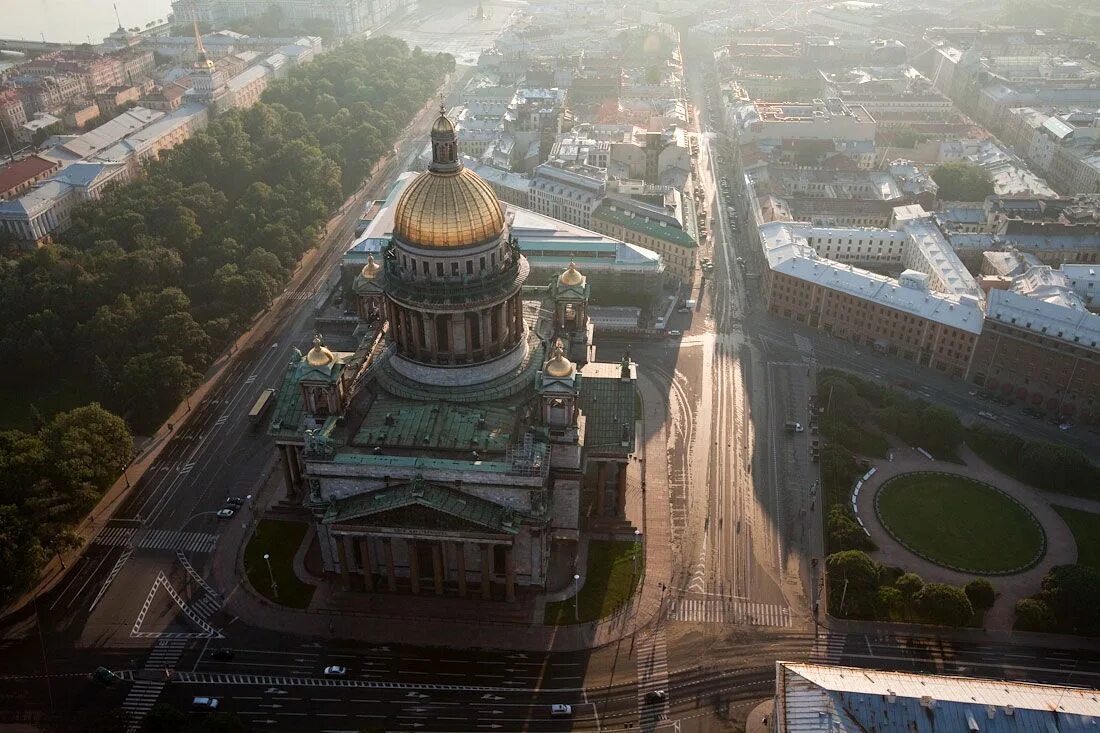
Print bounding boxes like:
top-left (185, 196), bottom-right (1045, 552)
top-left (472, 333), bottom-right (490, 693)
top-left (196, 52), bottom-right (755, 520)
top-left (590, 195), bottom-right (696, 284)
top-left (530, 164), bottom-right (606, 229)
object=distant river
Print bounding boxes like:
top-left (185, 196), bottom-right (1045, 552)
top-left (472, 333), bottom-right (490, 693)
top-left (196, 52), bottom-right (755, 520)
top-left (0, 0), bottom-right (173, 44)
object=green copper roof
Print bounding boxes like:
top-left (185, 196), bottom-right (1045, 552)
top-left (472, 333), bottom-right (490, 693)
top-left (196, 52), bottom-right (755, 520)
top-left (578, 361), bottom-right (636, 455)
top-left (592, 203), bottom-right (697, 248)
top-left (353, 398), bottom-right (515, 452)
top-left (322, 478), bottom-right (521, 534)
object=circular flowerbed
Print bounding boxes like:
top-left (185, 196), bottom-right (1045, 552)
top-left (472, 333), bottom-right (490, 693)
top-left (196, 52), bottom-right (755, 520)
top-left (874, 472), bottom-right (1045, 575)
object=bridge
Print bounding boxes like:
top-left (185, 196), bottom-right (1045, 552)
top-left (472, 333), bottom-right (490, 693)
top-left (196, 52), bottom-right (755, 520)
top-left (0, 39), bottom-right (78, 56)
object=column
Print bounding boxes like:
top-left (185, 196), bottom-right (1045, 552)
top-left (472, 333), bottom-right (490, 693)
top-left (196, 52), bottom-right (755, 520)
top-left (359, 537), bottom-right (373, 592)
top-left (432, 543), bottom-right (444, 595)
top-left (463, 313), bottom-right (474, 359)
top-left (480, 544), bottom-right (492, 600)
top-left (336, 535), bottom-right (351, 590)
top-left (409, 540), bottom-right (421, 594)
top-left (513, 295), bottom-right (524, 338)
top-left (287, 447), bottom-right (301, 486)
top-left (504, 546), bottom-right (515, 603)
top-left (383, 538), bottom-right (396, 591)
top-left (595, 461), bottom-right (608, 516)
top-left (455, 541), bottom-right (467, 597)
top-left (279, 445), bottom-right (294, 493)
top-left (425, 310), bottom-right (438, 361)
top-left (481, 310), bottom-right (493, 354)
top-left (616, 462), bottom-right (628, 516)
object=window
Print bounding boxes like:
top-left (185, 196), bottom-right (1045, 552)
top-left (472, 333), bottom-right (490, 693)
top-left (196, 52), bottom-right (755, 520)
top-left (436, 262), bottom-right (444, 276)
top-left (479, 256), bottom-right (486, 271)
top-left (422, 261), bottom-right (429, 275)
top-left (466, 260), bottom-right (474, 275)
top-left (451, 262), bottom-right (459, 276)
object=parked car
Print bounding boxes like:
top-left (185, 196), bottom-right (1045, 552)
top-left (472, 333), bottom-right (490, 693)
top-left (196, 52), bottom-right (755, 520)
top-left (224, 497), bottom-right (244, 507)
top-left (978, 411), bottom-right (997, 421)
top-left (216, 507), bottom-right (236, 519)
top-left (667, 330), bottom-right (682, 338)
top-left (191, 697), bottom-right (220, 710)
top-left (644, 690), bottom-right (668, 704)
top-left (90, 667), bottom-right (116, 687)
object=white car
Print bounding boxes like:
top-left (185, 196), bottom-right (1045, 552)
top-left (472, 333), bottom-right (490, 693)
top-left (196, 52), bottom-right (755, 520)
top-left (191, 697), bottom-right (219, 710)
top-left (667, 330), bottom-right (682, 338)
top-left (978, 411), bottom-right (997, 421)
top-left (550, 704), bottom-right (573, 717)
top-left (216, 507), bottom-right (236, 519)
top-left (323, 665), bottom-right (347, 677)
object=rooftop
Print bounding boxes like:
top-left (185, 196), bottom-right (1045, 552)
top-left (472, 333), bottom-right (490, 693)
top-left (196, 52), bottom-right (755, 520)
top-left (592, 199), bottom-right (697, 248)
top-left (0, 155), bottom-right (58, 196)
top-left (777, 661), bottom-right (1100, 732)
top-left (987, 288), bottom-right (1100, 350)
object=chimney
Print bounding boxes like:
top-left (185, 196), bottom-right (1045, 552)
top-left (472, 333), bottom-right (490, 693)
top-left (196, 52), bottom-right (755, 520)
top-left (920, 695), bottom-right (934, 709)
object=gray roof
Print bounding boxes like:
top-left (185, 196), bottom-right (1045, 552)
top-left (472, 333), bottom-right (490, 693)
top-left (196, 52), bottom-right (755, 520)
top-left (778, 662), bottom-right (1100, 732)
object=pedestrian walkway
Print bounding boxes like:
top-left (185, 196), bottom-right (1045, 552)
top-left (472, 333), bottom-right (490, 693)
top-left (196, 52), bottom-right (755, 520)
top-left (122, 680), bottom-right (164, 731)
top-left (93, 526), bottom-right (217, 553)
top-left (636, 629), bottom-right (670, 716)
top-left (122, 639), bottom-right (188, 731)
top-left (809, 633), bottom-right (844, 665)
top-left (191, 594), bottom-right (221, 620)
top-left (667, 595), bottom-right (792, 628)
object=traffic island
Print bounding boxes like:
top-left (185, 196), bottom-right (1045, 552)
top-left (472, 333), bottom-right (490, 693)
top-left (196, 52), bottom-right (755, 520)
top-left (544, 539), bottom-right (641, 624)
top-left (243, 519), bottom-right (316, 609)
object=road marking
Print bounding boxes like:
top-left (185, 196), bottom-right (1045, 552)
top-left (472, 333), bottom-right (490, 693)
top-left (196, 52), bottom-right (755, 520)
top-left (131, 571), bottom-right (224, 639)
top-left (88, 549), bottom-right (132, 612)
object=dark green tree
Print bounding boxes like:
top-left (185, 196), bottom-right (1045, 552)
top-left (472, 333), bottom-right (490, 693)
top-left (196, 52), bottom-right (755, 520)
top-left (143, 703), bottom-right (186, 733)
top-left (1040, 564), bottom-right (1100, 634)
top-left (914, 583), bottom-right (974, 626)
top-left (964, 578), bottom-right (996, 612)
top-left (931, 162), bottom-right (995, 202)
top-left (1014, 597), bottom-right (1056, 632)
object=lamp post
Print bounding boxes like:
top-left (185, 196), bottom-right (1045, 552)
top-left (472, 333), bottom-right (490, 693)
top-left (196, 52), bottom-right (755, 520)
top-left (633, 529), bottom-right (642, 577)
top-left (263, 553), bottom-right (279, 600)
top-left (573, 573), bottom-right (581, 622)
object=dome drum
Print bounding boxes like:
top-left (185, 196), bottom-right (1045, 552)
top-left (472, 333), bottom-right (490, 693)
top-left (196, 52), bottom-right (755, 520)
top-left (383, 252), bottom-right (529, 312)
top-left (385, 291), bottom-right (527, 367)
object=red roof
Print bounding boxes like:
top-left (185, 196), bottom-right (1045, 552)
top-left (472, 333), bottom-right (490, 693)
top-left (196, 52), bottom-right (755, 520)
top-left (0, 155), bottom-right (60, 195)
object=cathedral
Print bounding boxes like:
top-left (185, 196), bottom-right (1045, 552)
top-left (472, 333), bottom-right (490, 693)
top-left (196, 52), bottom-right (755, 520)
top-left (268, 108), bottom-right (637, 602)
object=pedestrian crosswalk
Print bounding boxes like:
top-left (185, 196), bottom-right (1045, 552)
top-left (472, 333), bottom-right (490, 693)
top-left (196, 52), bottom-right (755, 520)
top-left (146, 638), bottom-right (187, 669)
top-left (93, 526), bottom-right (216, 553)
top-left (666, 596), bottom-right (792, 627)
top-left (811, 633), bottom-right (845, 664)
top-left (122, 680), bottom-right (164, 731)
top-left (192, 594), bottom-right (221, 620)
top-left (636, 629), bottom-right (670, 714)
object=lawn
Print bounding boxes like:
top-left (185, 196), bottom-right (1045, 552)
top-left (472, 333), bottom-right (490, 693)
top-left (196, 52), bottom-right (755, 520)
top-left (243, 519), bottom-right (316, 609)
top-left (1054, 506), bottom-right (1100, 572)
top-left (544, 540), bottom-right (640, 625)
top-left (875, 473), bottom-right (1045, 574)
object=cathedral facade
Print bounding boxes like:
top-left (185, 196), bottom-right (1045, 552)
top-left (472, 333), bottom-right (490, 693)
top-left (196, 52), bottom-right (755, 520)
top-left (269, 109), bottom-right (637, 601)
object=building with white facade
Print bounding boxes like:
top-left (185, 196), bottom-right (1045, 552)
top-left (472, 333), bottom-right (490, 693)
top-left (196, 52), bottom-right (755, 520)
top-left (530, 164), bottom-right (606, 230)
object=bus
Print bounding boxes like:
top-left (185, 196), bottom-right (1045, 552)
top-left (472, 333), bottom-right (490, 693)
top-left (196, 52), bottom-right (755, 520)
top-left (248, 388), bottom-right (276, 430)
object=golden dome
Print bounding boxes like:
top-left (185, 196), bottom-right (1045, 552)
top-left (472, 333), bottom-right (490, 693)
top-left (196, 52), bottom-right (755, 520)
top-left (432, 112), bottom-right (456, 136)
top-left (559, 262), bottom-right (585, 286)
top-left (305, 336), bottom-right (336, 368)
top-left (393, 167), bottom-right (505, 248)
top-left (544, 341), bottom-right (575, 378)
top-left (360, 253), bottom-right (381, 279)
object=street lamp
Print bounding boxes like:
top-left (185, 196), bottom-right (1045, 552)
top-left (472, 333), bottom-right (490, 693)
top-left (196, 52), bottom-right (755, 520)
top-left (573, 573), bottom-right (581, 622)
top-left (263, 553), bottom-right (279, 600)
top-left (633, 529), bottom-right (642, 577)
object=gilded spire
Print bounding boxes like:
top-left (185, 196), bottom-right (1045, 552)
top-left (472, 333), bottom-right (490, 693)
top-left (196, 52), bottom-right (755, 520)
top-left (192, 15), bottom-right (213, 69)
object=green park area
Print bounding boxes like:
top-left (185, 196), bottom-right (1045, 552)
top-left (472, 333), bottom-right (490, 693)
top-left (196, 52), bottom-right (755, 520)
top-left (244, 519), bottom-right (316, 609)
top-left (545, 540), bottom-right (640, 624)
top-left (1054, 506), bottom-right (1100, 572)
top-left (876, 473), bottom-right (1045, 574)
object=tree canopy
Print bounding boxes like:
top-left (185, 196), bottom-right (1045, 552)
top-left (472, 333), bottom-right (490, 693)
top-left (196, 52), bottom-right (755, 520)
top-left (931, 162), bottom-right (995, 202)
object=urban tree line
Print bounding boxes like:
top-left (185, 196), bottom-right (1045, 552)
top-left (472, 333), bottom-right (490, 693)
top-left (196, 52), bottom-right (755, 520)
top-left (0, 37), bottom-right (453, 604)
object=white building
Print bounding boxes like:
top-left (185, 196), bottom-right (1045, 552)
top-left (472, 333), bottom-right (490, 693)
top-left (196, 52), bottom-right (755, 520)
top-left (530, 164), bottom-right (607, 229)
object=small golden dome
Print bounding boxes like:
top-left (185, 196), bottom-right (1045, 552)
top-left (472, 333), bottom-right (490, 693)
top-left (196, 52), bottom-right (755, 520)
top-left (305, 336), bottom-right (336, 368)
top-left (393, 167), bottom-right (505, 248)
top-left (544, 342), bottom-right (574, 378)
top-left (559, 262), bottom-right (585, 286)
top-left (432, 111), bottom-right (456, 136)
top-left (360, 253), bottom-right (381, 279)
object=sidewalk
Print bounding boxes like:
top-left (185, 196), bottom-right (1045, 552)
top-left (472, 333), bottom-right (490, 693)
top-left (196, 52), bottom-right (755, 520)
top-left (210, 370), bottom-right (675, 652)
